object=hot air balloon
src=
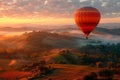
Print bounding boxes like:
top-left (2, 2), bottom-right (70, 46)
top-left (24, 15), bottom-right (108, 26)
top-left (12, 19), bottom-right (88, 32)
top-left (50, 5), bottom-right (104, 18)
top-left (74, 7), bottom-right (101, 39)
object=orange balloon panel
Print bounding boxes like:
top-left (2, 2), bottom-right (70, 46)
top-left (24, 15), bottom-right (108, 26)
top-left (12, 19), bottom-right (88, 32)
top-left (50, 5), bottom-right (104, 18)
top-left (74, 7), bottom-right (101, 38)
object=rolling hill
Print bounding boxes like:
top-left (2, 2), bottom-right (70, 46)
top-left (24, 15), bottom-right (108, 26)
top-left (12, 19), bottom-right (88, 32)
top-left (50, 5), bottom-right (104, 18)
top-left (1, 31), bottom-right (102, 54)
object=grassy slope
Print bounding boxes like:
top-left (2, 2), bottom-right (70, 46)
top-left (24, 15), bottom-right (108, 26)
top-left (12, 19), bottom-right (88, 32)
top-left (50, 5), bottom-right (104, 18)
top-left (41, 64), bottom-right (96, 80)
top-left (43, 50), bottom-right (80, 64)
top-left (0, 64), bottom-right (120, 80)
top-left (40, 64), bottom-right (120, 80)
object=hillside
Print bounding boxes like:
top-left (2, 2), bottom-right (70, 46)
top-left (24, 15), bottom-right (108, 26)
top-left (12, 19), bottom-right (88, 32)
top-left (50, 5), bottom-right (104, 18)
top-left (0, 31), bottom-right (102, 55)
top-left (0, 42), bottom-right (120, 80)
top-left (39, 64), bottom-right (120, 80)
top-left (12, 31), bottom-right (79, 53)
top-left (1, 64), bottom-right (120, 80)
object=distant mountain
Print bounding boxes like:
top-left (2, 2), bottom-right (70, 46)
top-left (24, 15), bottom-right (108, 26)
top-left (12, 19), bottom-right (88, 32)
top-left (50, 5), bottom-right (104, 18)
top-left (93, 27), bottom-right (120, 36)
top-left (0, 27), bottom-right (39, 32)
top-left (0, 23), bottom-right (119, 33)
top-left (98, 23), bottom-right (120, 29)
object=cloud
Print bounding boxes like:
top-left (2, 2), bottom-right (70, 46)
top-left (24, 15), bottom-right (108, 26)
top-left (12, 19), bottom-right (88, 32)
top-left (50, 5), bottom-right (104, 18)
top-left (67, 0), bottom-right (72, 3)
top-left (44, 0), bottom-right (48, 5)
top-left (101, 2), bottom-right (108, 7)
top-left (79, 0), bottom-right (88, 3)
top-left (0, 0), bottom-right (119, 18)
top-left (12, 0), bottom-right (17, 4)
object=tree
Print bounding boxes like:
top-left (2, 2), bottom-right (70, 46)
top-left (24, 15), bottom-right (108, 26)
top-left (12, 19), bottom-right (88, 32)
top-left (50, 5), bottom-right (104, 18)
top-left (107, 62), bottom-right (114, 68)
top-left (98, 69), bottom-right (114, 80)
top-left (96, 62), bottom-right (103, 68)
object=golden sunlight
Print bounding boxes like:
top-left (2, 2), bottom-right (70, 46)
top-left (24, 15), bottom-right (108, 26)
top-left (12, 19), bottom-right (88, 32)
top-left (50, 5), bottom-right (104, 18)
top-left (0, 17), bottom-right (74, 26)
top-left (100, 17), bottom-right (120, 23)
top-left (0, 17), bottom-right (119, 27)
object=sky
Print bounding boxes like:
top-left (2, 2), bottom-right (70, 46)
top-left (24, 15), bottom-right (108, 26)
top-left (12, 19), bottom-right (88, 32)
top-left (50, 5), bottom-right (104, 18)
top-left (0, 0), bottom-right (120, 26)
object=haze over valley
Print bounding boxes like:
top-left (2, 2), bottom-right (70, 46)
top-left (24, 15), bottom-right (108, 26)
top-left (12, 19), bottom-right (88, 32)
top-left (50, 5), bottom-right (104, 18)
top-left (0, 0), bottom-right (120, 80)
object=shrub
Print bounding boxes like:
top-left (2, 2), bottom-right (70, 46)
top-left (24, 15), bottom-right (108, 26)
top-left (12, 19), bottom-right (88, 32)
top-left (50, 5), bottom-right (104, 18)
top-left (83, 72), bottom-right (97, 80)
top-left (58, 60), bottom-right (66, 64)
top-left (89, 72), bottom-right (97, 79)
top-left (98, 69), bottom-right (114, 79)
top-left (116, 63), bottom-right (120, 68)
top-left (107, 62), bottom-right (114, 68)
top-left (96, 62), bottom-right (103, 68)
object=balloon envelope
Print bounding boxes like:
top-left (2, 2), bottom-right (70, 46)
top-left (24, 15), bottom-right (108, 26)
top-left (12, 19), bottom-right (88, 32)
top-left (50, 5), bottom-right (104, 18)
top-left (74, 7), bottom-right (101, 39)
